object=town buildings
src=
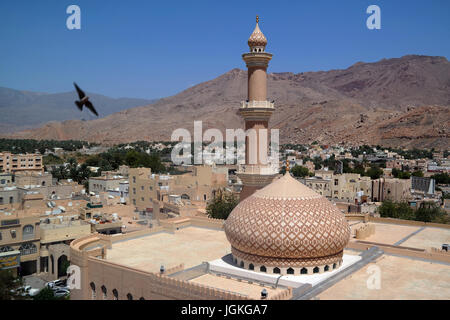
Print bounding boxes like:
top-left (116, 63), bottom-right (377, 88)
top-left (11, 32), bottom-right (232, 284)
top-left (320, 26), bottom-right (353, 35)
top-left (0, 152), bottom-right (43, 174)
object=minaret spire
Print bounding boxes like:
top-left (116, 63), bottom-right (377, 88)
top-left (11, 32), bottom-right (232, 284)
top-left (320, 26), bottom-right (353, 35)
top-left (237, 16), bottom-right (277, 202)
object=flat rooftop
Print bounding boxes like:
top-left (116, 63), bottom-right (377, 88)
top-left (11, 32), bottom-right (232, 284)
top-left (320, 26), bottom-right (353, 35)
top-left (189, 274), bottom-right (284, 299)
top-left (317, 254), bottom-right (450, 300)
top-left (106, 226), bottom-right (230, 273)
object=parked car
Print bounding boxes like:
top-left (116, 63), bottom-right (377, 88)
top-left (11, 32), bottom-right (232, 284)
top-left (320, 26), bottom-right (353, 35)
top-left (53, 288), bottom-right (70, 298)
top-left (46, 279), bottom-right (66, 289)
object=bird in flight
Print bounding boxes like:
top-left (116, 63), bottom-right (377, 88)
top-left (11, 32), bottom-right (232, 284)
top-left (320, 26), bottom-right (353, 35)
top-left (73, 82), bottom-right (99, 117)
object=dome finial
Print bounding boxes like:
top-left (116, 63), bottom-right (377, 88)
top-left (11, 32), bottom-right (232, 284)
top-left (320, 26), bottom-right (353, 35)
top-left (256, 15), bottom-right (259, 23)
top-left (286, 157), bottom-right (290, 172)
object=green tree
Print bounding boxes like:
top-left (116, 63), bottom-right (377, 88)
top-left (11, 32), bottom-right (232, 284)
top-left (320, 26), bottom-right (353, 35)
top-left (378, 200), bottom-right (415, 220)
top-left (411, 170), bottom-right (424, 177)
top-left (32, 287), bottom-right (59, 300)
top-left (365, 166), bottom-right (383, 179)
top-left (0, 269), bottom-right (24, 300)
top-left (206, 190), bottom-right (238, 220)
top-left (291, 165), bottom-right (310, 178)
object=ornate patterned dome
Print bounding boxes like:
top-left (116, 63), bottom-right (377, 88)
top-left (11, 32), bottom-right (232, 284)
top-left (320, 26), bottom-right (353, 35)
top-left (224, 173), bottom-right (350, 274)
top-left (248, 19), bottom-right (267, 48)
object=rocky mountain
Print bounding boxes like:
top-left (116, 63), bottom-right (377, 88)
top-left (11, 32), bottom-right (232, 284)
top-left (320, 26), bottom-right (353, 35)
top-left (0, 87), bottom-right (156, 133)
top-left (5, 55), bottom-right (450, 149)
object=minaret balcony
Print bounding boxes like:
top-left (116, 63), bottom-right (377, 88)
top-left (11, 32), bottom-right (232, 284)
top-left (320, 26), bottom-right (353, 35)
top-left (240, 100), bottom-right (274, 109)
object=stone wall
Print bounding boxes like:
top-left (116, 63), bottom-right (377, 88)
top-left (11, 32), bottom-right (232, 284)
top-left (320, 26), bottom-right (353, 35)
top-left (355, 223), bottom-right (375, 239)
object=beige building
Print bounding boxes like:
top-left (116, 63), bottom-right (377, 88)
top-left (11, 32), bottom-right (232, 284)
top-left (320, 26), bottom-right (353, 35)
top-left (371, 178), bottom-right (412, 202)
top-left (0, 152), bottom-right (43, 174)
top-left (303, 172), bottom-right (372, 203)
top-left (129, 166), bottom-right (227, 212)
top-left (89, 173), bottom-right (127, 195)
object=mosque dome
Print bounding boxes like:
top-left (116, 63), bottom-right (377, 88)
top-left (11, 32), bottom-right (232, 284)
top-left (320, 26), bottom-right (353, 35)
top-left (224, 173), bottom-right (351, 274)
top-left (247, 18), bottom-right (267, 49)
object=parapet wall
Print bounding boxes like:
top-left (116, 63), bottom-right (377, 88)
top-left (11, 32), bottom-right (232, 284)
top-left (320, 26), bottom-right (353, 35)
top-left (86, 257), bottom-right (251, 300)
top-left (347, 241), bottom-right (450, 264)
top-left (355, 223), bottom-right (375, 239)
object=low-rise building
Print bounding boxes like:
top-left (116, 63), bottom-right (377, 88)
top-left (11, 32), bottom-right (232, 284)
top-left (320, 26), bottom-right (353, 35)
top-left (0, 152), bottom-right (43, 174)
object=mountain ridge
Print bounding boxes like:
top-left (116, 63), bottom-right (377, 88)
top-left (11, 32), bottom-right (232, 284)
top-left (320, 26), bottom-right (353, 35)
top-left (4, 55), bottom-right (450, 149)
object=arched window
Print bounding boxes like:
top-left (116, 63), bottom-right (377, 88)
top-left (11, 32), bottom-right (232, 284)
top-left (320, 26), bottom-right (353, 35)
top-left (249, 264), bottom-right (254, 271)
top-left (139, 297), bottom-right (145, 300)
top-left (333, 263), bottom-right (337, 269)
top-left (300, 267), bottom-right (308, 274)
top-left (324, 265), bottom-right (330, 272)
top-left (313, 267), bottom-right (319, 274)
top-left (90, 282), bottom-right (96, 300)
top-left (101, 285), bottom-right (107, 300)
top-left (240, 261), bottom-right (244, 268)
top-left (23, 225), bottom-right (34, 240)
top-left (19, 243), bottom-right (37, 255)
top-left (260, 266), bottom-right (266, 273)
top-left (287, 268), bottom-right (294, 275)
top-left (0, 246), bottom-right (14, 253)
top-left (273, 267), bottom-right (280, 274)
top-left (112, 289), bottom-right (118, 300)
top-left (127, 293), bottom-right (133, 300)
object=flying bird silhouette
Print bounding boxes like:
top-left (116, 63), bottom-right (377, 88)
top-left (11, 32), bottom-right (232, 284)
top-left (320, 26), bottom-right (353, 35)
top-left (73, 82), bottom-right (99, 117)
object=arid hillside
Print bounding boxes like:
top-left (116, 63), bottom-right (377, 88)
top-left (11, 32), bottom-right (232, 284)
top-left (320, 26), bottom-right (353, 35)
top-left (6, 55), bottom-right (450, 149)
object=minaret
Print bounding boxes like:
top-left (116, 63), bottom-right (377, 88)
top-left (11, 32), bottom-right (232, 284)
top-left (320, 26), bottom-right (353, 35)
top-left (237, 16), bottom-right (278, 202)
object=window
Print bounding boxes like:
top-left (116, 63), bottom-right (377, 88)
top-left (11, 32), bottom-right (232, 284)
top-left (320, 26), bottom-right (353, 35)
top-left (273, 267), bottom-right (280, 274)
top-left (127, 293), bottom-right (133, 300)
top-left (287, 268), bottom-right (294, 275)
top-left (132, 176), bottom-right (136, 183)
top-left (112, 289), bottom-right (118, 300)
top-left (101, 286), bottom-right (107, 300)
top-left (141, 186), bottom-right (144, 191)
top-left (9, 196), bottom-right (13, 204)
top-left (300, 268), bottom-right (308, 274)
top-left (0, 197), bottom-right (3, 205)
top-left (19, 243), bottom-right (37, 255)
top-left (0, 246), bottom-right (14, 252)
top-left (324, 265), bottom-right (329, 272)
top-left (133, 188), bottom-right (136, 195)
top-left (90, 282), bottom-right (96, 300)
top-left (260, 266), bottom-right (266, 273)
top-left (334, 179), bottom-right (339, 186)
top-left (313, 267), bottom-right (319, 273)
top-left (249, 264), bottom-right (254, 271)
top-left (23, 225), bottom-right (34, 240)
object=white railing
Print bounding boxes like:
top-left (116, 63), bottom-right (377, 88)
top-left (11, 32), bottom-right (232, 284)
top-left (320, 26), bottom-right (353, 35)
top-left (240, 100), bottom-right (274, 109)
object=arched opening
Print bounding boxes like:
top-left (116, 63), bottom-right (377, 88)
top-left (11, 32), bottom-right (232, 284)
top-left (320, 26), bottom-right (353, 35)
top-left (273, 267), bottom-right (280, 274)
top-left (19, 243), bottom-right (37, 256)
top-left (22, 225), bottom-right (34, 240)
top-left (42, 181), bottom-right (46, 186)
top-left (50, 255), bottom-right (54, 274)
top-left (313, 267), bottom-right (319, 274)
top-left (112, 289), bottom-right (118, 300)
top-left (240, 261), bottom-right (244, 268)
top-left (260, 266), bottom-right (266, 273)
top-left (57, 255), bottom-right (69, 277)
top-left (139, 297), bottom-right (145, 300)
top-left (127, 293), bottom-right (133, 300)
top-left (249, 264), bottom-right (254, 271)
top-left (324, 265), bottom-right (330, 272)
top-left (181, 194), bottom-right (190, 200)
top-left (333, 263), bottom-right (337, 269)
top-left (300, 267), bottom-right (308, 274)
top-left (287, 268), bottom-right (294, 275)
top-left (90, 282), bottom-right (96, 300)
top-left (101, 285), bottom-right (107, 300)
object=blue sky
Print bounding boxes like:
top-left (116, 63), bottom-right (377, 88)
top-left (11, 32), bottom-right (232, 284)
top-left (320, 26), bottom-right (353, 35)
top-left (0, 0), bottom-right (449, 99)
